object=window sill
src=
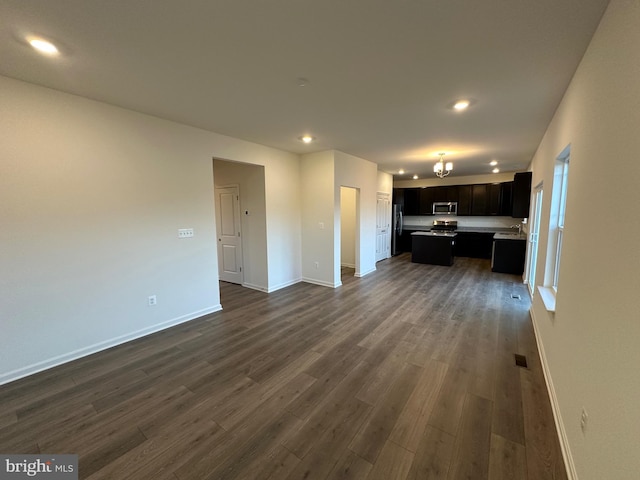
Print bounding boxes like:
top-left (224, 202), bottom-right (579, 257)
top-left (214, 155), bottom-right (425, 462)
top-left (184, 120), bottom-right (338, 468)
top-left (537, 286), bottom-right (556, 313)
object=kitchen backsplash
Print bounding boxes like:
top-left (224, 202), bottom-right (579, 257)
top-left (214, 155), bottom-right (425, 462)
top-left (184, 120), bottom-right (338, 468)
top-left (404, 215), bottom-right (523, 229)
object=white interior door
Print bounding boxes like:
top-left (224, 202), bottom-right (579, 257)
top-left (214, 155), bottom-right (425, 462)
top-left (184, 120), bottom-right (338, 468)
top-left (215, 186), bottom-right (243, 284)
top-left (376, 193), bottom-right (391, 262)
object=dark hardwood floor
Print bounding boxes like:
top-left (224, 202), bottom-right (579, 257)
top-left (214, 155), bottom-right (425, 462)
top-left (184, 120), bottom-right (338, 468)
top-left (0, 255), bottom-right (567, 479)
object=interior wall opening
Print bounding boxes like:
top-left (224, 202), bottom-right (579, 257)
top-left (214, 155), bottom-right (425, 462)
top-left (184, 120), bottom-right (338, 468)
top-left (213, 159), bottom-right (268, 306)
top-left (340, 186), bottom-right (358, 281)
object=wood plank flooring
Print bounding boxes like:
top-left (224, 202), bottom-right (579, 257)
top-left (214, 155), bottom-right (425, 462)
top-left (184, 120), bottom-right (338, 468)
top-left (0, 255), bottom-right (567, 479)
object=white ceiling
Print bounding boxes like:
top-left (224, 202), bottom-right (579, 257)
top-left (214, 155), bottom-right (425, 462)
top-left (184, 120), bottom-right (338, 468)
top-left (0, 0), bottom-right (609, 179)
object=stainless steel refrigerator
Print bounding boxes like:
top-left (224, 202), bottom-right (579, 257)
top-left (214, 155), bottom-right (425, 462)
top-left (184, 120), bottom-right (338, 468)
top-left (392, 204), bottom-right (403, 256)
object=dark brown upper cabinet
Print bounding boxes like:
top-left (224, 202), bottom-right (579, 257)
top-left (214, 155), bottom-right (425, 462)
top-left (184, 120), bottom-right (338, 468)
top-left (512, 172), bottom-right (532, 218)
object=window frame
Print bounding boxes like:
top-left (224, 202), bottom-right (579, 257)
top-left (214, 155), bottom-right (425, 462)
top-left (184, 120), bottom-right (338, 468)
top-left (551, 153), bottom-right (570, 291)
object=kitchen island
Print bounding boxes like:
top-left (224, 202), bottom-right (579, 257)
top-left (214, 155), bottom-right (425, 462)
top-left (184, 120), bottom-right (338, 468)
top-left (411, 231), bottom-right (457, 266)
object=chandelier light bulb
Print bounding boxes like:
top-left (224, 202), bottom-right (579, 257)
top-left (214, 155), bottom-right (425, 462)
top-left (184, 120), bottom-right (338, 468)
top-left (434, 153), bottom-right (452, 178)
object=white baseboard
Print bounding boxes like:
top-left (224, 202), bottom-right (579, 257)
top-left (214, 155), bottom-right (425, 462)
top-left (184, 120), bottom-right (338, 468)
top-left (243, 282), bottom-right (268, 293)
top-left (355, 266), bottom-right (376, 278)
top-left (529, 307), bottom-right (577, 480)
top-left (341, 263), bottom-right (356, 268)
top-left (266, 278), bottom-right (302, 293)
top-left (0, 305), bottom-right (222, 386)
top-left (302, 277), bottom-right (341, 288)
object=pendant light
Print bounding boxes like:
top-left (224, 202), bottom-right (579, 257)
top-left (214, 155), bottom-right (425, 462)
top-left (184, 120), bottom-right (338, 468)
top-left (434, 153), bottom-right (453, 178)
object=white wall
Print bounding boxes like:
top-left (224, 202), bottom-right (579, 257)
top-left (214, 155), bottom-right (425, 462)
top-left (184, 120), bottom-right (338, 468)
top-left (300, 151), bottom-right (336, 287)
top-left (377, 170), bottom-right (393, 194)
top-left (300, 150), bottom-right (379, 287)
top-left (334, 151), bottom-right (379, 281)
top-left (340, 187), bottom-right (357, 268)
top-left (213, 160), bottom-right (268, 291)
top-left (261, 152), bottom-right (302, 292)
top-left (0, 75), bottom-right (301, 383)
top-left (207, 142), bottom-right (301, 294)
top-left (528, 1), bottom-right (640, 478)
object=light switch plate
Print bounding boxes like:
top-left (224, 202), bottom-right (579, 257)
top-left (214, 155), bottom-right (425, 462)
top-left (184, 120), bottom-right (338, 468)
top-left (178, 228), bottom-right (194, 238)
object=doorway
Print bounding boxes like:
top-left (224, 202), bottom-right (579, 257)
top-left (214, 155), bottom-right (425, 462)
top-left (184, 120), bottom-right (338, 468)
top-left (340, 186), bottom-right (358, 282)
top-left (215, 185), bottom-right (243, 285)
top-left (213, 159), bottom-right (268, 302)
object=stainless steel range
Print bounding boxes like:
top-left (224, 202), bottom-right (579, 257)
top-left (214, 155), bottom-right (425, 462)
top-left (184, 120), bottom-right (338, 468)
top-left (411, 220), bottom-right (458, 266)
top-left (431, 220), bottom-right (458, 233)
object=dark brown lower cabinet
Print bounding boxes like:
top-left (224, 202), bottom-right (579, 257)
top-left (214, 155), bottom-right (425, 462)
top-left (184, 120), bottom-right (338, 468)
top-left (491, 239), bottom-right (526, 274)
top-left (454, 232), bottom-right (494, 259)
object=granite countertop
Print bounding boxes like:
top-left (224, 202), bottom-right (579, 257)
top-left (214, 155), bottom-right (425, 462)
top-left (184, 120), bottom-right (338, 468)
top-left (411, 231), bottom-right (457, 237)
top-left (403, 225), bottom-right (521, 234)
top-left (493, 232), bottom-right (527, 241)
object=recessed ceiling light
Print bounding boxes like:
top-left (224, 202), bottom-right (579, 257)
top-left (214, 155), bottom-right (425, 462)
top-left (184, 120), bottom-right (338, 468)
top-left (492, 168), bottom-right (500, 173)
top-left (298, 135), bottom-right (315, 143)
top-left (398, 169), bottom-right (405, 175)
top-left (490, 160), bottom-right (498, 166)
top-left (413, 174), bottom-right (419, 180)
top-left (28, 37), bottom-right (59, 56)
top-left (453, 100), bottom-right (470, 111)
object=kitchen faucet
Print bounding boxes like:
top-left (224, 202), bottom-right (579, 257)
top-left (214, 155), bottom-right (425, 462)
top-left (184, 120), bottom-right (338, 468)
top-left (510, 224), bottom-right (522, 235)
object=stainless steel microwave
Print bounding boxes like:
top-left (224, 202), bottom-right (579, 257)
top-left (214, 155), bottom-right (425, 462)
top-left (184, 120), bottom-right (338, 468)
top-left (433, 202), bottom-right (458, 215)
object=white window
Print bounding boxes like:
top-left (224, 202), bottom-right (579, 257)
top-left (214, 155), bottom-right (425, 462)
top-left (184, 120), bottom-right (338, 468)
top-left (549, 149), bottom-right (570, 291)
top-left (525, 185), bottom-right (543, 296)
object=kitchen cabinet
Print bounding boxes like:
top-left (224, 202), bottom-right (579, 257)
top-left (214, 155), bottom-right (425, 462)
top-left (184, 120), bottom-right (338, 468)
top-left (512, 172), bottom-right (532, 218)
top-left (404, 188), bottom-right (420, 215)
top-left (392, 188), bottom-right (404, 209)
top-left (455, 232), bottom-right (494, 259)
top-left (399, 229), bottom-right (415, 252)
top-left (415, 185), bottom-right (459, 214)
top-left (471, 184), bottom-right (488, 215)
top-left (419, 188), bottom-right (434, 215)
top-left (469, 182), bottom-right (508, 216)
top-left (500, 182), bottom-right (513, 216)
top-left (457, 185), bottom-right (472, 215)
top-left (431, 186), bottom-right (446, 203)
top-left (445, 185), bottom-right (458, 202)
top-left (492, 238), bottom-right (526, 274)
top-left (398, 175), bottom-right (528, 218)
top-left (487, 183), bottom-right (502, 215)
top-left (430, 185), bottom-right (458, 203)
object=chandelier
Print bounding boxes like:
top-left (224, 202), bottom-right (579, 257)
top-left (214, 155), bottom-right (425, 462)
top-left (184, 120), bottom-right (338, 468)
top-left (434, 153), bottom-right (453, 178)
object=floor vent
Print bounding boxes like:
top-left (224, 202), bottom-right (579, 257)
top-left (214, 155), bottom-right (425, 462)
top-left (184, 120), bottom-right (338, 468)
top-left (515, 354), bottom-right (528, 368)
top-left (511, 294), bottom-right (521, 300)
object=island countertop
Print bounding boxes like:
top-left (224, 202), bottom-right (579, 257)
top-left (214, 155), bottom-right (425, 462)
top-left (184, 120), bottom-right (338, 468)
top-left (410, 231), bottom-right (457, 238)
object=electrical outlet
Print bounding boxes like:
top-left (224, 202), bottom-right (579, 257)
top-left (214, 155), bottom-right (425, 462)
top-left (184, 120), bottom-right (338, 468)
top-left (580, 407), bottom-right (588, 433)
top-left (314, 261), bottom-right (319, 269)
top-left (148, 295), bottom-right (157, 306)
top-left (178, 228), bottom-right (194, 238)
top-left (319, 222), bottom-right (324, 230)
